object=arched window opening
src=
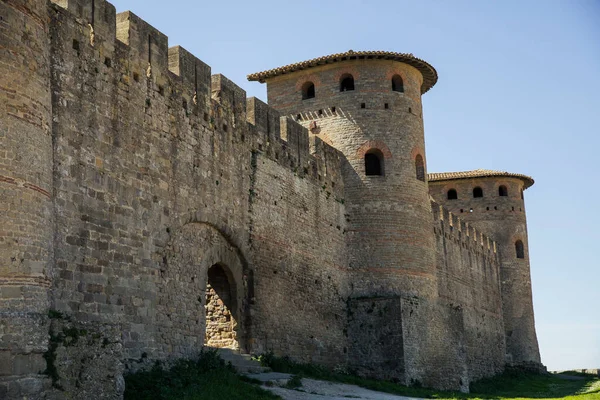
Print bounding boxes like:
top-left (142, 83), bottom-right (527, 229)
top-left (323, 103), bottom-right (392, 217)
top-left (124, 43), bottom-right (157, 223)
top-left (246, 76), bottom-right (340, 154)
top-left (447, 189), bottom-right (458, 200)
top-left (473, 187), bottom-right (483, 198)
top-left (340, 74), bottom-right (355, 92)
top-left (415, 154), bottom-right (425, 182)
top-left (301, 81), bottom-right (315, 100)
top-left (521, 189), bottom-right (524, 200)
top-left (365, 150), bottom-right (383, 176)
top-left (205, 263), bottom-right (238, 349)
top-left (391, 75), bottom-right (404, 92)
top-left (515, 240), bottom-right (525, 259)
top-left (499, 185), bottom-right (508, 197)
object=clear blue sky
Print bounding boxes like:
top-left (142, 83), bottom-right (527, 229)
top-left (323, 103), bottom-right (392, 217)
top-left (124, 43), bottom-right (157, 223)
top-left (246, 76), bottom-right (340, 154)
top-left (110, 0), bottom-right (600, 371)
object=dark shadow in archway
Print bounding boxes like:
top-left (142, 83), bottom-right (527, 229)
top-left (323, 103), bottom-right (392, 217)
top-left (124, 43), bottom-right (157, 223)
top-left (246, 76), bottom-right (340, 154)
top-left (205, 263), bottom-right (239, 350)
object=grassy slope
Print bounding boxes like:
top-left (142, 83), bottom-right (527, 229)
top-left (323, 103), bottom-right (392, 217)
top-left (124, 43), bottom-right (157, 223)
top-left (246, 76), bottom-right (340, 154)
top-left (470, 370), bottom-right (600, 399)
top-left (124, 350), bottom-right (280, 400)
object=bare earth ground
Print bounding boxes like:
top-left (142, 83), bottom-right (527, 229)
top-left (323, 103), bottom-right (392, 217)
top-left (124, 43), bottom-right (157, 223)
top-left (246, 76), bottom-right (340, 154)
top-left (263, 378), bottom-right (424, 400)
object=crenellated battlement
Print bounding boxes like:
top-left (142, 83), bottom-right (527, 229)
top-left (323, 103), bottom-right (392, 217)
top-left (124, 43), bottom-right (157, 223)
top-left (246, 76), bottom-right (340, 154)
top-left (245, 97), bottom-right (344, 188)
top-left (51, 0), bottom-right (116, 39)
top-left (431, 199), bottom-right (498, 257)
top-left (48, 0), bottom-right (343, 190)
top-left (168, 45), bottom-right (212, 110)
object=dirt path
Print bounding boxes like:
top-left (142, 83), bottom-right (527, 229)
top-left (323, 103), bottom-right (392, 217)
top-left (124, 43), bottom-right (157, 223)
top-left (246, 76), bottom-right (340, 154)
top-left (262, 377), bottom-right (424, 400)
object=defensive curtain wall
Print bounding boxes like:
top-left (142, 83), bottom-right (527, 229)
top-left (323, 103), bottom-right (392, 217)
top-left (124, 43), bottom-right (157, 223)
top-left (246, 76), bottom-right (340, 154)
top-left (0, 0), bottom-right (540, 398)
top-left (1, 1), bottom-right (347, 397)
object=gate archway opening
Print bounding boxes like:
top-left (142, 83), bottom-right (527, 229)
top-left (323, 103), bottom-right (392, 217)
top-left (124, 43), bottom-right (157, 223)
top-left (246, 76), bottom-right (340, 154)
top-left (204, 263), bottom-right (240, 350)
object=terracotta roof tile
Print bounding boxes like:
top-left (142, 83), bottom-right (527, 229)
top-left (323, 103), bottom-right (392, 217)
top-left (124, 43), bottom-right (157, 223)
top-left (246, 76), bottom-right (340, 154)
top-left (427, 169), bottom-right (534, 188)
top-left (247, 50), bottom-right (438, 94)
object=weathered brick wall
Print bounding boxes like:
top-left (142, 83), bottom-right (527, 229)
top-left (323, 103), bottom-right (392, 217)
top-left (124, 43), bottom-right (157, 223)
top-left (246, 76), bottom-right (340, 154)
top-left (431, 201), bottom-right (505, 385)
top-left (248, 153), bottom-right (349, 365)
top-left (429, 177), bottom-right (541, 366)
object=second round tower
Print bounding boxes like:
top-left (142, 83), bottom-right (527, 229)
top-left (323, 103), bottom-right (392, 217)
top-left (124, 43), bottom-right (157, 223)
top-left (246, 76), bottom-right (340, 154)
top-left (428, 170), bottom-right (542, 366)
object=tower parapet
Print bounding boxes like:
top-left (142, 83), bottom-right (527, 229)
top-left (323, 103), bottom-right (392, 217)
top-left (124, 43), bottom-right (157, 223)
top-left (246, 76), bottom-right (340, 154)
top-left (428, 169), bottom-right (542, 366)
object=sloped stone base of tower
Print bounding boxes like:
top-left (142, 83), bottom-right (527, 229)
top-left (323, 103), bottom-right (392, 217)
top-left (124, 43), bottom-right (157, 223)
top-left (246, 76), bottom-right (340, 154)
top-left (347, 296), bottom-right (405, 381)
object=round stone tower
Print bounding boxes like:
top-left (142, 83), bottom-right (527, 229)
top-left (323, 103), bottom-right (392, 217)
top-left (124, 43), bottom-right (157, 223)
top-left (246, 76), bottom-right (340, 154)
top-left (428, 170), bottom-right (542, 366)
top-left (0, 0), bottom-right (53, 395)
top-left (249, 51), bottom-right (441, 383)
top-left (249, 50), bottom-right (439, 299)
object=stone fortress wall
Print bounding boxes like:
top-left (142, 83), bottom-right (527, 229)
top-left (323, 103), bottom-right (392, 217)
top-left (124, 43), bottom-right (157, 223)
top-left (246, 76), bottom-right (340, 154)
top-left (0, 0), bottom-right (541, 398)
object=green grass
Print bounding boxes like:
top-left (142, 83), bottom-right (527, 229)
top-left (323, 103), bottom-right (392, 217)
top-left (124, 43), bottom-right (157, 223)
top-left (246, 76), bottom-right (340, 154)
top-left (124, 349), bottom-right (280, 400)
top-left (471, 370), bottom-right (600, 399)
top-left (258, 352), bottom-right (600, 399)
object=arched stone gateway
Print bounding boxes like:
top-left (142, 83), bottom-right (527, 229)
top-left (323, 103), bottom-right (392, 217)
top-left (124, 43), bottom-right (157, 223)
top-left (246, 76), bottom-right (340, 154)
top-left (158, 222), bottom-right (249, 359)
